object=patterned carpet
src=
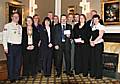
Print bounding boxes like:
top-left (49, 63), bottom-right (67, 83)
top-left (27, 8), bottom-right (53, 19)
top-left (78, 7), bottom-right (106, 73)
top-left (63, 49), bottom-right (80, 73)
top-left (0, 72), bottom-right (120, 84)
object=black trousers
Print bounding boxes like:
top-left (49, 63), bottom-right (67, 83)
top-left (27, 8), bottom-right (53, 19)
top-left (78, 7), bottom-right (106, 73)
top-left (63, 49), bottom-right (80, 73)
top-left (23, 49), bottom-right (37, 77)
top-left (56, 43), bottom-right (71, 75)
top-left (42, 48), bottom-right (52, 75)
top-left (74, 44), bottom-right (90, 75)
top-left (74, 45), bottom-right (82, 74)
top-left (90, 43), bottom-right (104, 78)
top-left (7, 43), bottom-right (22, 80)
top-left (53, 48), bottom-right (57, 66)
top-left (37, 47), bottom-right (43, 72)
top-left (82, 44), bottom-right (90, 75)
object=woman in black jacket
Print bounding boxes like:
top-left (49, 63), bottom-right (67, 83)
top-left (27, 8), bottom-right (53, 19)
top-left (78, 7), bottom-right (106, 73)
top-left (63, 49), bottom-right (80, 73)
top-left (22, 16), bottom-right (40, 78)
top-left (41, 17), bottom-right (53, 77)
top-left (73, 14), bottom-right (91, 76)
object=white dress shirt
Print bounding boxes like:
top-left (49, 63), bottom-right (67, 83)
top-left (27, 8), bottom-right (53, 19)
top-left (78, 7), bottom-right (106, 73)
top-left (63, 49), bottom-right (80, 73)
top-left (46, 26), bottom-right (51, 42)
top-left (92, 23), bottom-right (105, 44)
top-left (2, 22), bottom-right (22, 50)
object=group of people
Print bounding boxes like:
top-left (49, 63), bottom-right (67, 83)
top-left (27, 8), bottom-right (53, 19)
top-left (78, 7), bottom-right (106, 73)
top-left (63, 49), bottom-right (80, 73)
top-left (2, 10), bottom-right (105, 83)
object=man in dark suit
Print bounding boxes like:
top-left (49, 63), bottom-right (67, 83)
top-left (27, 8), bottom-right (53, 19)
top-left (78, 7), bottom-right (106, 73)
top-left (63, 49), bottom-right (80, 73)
top-left (86, 10), bottom-right (104, 28)
top-left (47, 11), bottom-right (54, 27)
top-left (54, 14), bottom-right (73, 77)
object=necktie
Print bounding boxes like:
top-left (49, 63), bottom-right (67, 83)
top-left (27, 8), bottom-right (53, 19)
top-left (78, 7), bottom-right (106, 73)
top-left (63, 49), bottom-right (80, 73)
top-left (62, 25), bottom-right (65, 42)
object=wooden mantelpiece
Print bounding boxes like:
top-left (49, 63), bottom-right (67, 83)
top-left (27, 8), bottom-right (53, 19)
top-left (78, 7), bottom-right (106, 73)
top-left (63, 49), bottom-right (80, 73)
top-left (104, 33), bottom-right (120, 42)
top-left (104, 33), bottom-right (120, 73)
top-left (0, 45), bottom-right (7, 80)
top-left (0, 60), bottom-right (8, 80)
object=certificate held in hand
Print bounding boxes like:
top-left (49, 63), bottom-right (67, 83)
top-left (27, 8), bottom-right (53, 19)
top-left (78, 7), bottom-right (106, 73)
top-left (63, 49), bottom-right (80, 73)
top-left (74, 38), bottom-right (82, 43)
top-left (64, 30), bottom-right (71, 35)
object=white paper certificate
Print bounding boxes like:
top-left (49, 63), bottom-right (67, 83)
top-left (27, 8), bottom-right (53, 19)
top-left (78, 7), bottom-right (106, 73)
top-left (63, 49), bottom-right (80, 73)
top-left (64, 30), bottom-right (71, 35)
top-left (74, 38), bottom-right (82, 43)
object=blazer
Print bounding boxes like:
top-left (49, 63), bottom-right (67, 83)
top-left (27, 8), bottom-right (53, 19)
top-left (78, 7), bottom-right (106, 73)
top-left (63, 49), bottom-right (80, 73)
top-left (54, 23), bottom-right (72, 46)
top-left (40, 26), bottom-right (54, 49)
top-left (22, 26), bottom-right (40, 52)
top-left (73, 23), bottom-right (91, 45)
top-left (86, 19), bottom-right (104, 28)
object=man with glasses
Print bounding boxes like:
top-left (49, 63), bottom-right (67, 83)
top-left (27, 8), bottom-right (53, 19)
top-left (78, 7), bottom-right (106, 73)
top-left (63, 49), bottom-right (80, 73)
top-left (3, 12), bottom-right (22, 83)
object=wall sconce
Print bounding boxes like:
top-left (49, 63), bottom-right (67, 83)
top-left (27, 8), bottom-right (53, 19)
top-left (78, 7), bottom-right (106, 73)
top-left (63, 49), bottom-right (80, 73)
top-left (79, 0), bottom-right (90, 15)
top-left (29, 0), bottom-right (38, 16)
top-left (33, 4), bottom-right (38, 9)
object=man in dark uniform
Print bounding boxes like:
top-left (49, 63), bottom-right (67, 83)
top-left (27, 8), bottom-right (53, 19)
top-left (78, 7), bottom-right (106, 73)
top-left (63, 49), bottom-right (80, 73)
top-left (87, 10), bottom-right (104, 28)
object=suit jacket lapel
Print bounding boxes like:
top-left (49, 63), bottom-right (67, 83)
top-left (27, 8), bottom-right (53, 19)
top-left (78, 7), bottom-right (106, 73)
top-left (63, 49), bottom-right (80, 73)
top-left (50, 28), bottom-right (52, 43)
top-left (66, 24), bottom-right (69, 30)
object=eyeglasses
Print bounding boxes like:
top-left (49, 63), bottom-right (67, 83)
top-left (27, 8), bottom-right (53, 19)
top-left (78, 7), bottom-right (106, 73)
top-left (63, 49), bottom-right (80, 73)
top-left (34, 18), bottom-right (39, 19)
top-left (13, 16), bottom-right (19, 18)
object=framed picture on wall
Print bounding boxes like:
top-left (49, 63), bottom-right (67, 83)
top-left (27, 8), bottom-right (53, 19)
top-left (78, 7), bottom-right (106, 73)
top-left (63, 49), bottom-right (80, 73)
top-left (67, 6), bottom-right (75, 14)
top-left (103, 1), bottom-right (120, 25)
top-left (6, 2), bottom-right (24, 25)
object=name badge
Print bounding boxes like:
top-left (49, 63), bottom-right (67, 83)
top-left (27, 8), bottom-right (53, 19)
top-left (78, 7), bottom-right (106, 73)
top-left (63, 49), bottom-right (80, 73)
top-left (14, 31), bottom-right (16, 34)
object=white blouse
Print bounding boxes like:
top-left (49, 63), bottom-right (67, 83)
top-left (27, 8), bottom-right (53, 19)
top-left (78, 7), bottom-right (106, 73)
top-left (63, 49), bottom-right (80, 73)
top-left (92, 23), bottom-right (105, 44)
top-left (46, 26), bottom-right (51, 42)
top-left (28, 35), bottom-right (33, 45)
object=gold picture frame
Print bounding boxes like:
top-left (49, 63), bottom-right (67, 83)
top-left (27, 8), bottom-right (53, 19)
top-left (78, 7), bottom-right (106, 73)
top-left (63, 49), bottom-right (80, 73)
top-left (5, 2), bottom-right (24, 25)
top-left (102, 1), bottom-right (120, 25)
top-left (67, 6), bottom-right (75, 14)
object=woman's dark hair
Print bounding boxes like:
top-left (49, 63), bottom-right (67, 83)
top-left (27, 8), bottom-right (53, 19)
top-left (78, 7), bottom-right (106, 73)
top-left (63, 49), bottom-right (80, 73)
top-left (33, 14), bottom-right (40, 23)
top-left (79, 14), bottom-right (86, 24)
top-left (92, 14), bottom-right (100, 20)
top-left (25, 16), bottom-right (34, 26)
top-left (74, 13), bottom-right (79, 16)
top-left (33, 14), bottom-right (39, 18)
top-left (61, 14), bottom-right (67, 17)
top-left (42, 17), bottom-right (51, 27)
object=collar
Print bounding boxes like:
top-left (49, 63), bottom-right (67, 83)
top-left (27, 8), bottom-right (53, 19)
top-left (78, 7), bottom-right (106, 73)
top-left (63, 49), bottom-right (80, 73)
top-left (61, 23), bottom-right (66, 26)
top-left (11, 21), bottom-right (18, 25)
top-left (94, 23), bottom-right (101, 28)
top-left (74, 22), bottom-right (79, 24)
top-left (92, 23), bottom-right (101, 31)
top-left (46, 26), bottom-right (50, 30)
